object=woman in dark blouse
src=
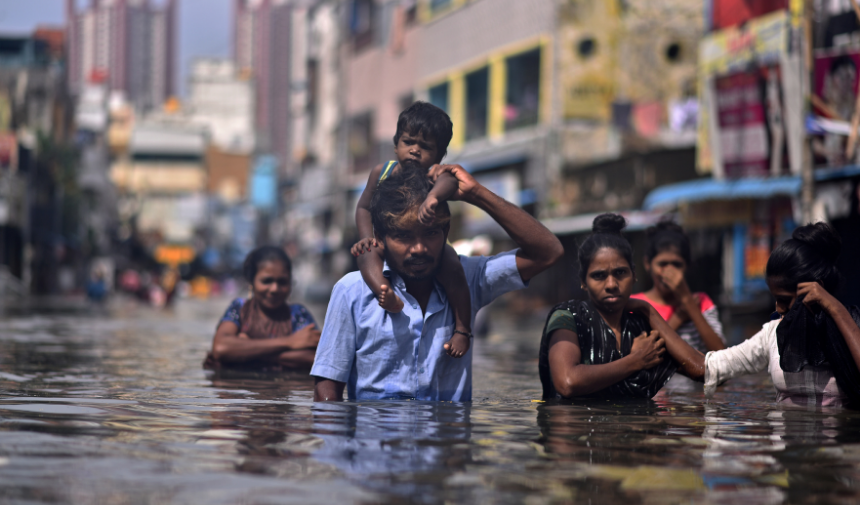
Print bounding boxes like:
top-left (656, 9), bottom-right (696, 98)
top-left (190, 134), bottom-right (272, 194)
top-left (539, 214), bottom-right (703, 399)
top-left (204, 246), bottom-right (320, 370)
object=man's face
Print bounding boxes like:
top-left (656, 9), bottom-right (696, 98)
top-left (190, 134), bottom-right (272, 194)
top-left (379, 217), bottom-right (448, 282)
top-left (395, 131), bottom-right (441, 170)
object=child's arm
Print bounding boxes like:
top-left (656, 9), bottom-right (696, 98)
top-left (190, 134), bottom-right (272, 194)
top-left (355, 163), bottom-right (386, 240)
top-left (418, 171), bottom-right (458, 225)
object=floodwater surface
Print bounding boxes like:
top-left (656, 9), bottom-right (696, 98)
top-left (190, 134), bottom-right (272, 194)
top-left (1, 299), bottom-right (859, 504)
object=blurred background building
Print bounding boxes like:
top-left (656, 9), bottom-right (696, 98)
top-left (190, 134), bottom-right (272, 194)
top-left (0, 0), bottom-right (858, 313)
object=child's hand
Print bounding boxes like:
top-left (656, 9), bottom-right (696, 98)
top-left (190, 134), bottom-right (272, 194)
top-left (350, 238), bottom-right (378, 256)
top-left (418, 197), bottom-right (438, 225)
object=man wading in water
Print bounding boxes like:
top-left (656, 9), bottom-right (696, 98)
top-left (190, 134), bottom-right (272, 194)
top-left (311, 164), bottom-right (563, 401)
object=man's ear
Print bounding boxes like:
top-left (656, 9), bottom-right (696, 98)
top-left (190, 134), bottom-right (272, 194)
top-left (643, 257), bottom-right (651, 273)
top-left (374, 231), bottom-right (385, 250)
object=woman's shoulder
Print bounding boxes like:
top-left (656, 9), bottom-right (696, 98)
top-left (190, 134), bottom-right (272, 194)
top-left (218, 298), bottom-right (246, 326)
top-left (289, 303), bottom-right (316, 327)
top-left (696, 293), bottom-right (716, 312)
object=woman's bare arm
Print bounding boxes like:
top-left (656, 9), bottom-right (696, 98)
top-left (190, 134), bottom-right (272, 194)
top-left (646, 306), bottom-right (705, 380)
top-left (680, 296), bottom-right (726, 351)
top-left (799, 282), bottom-right (860, 369)
top-left (211, 321), bottom-right (320, 364)
top-left (547, 328), bottom-right (665, 398)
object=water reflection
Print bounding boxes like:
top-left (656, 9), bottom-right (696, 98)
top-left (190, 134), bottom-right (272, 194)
top-left (2, 302), bottom-right (860, 504)
top-left (312, 401), bottom-right (472, 498)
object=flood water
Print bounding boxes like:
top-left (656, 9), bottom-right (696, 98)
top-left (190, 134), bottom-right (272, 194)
top-left (1, 298), bottom-right (860, 504)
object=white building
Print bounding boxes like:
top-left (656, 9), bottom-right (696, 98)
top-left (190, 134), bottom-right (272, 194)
top-left (186, 59), bottom-right (255, 154)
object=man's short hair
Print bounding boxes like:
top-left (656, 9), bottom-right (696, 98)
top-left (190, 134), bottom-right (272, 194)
top-left (393, 101), bottom-right (453, 161)
top-left (370, 168), bottom-right (451, 239)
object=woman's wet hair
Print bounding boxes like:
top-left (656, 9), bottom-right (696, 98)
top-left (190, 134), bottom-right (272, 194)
top-left (242, 246), bottom-right (292, 284)
top-left (766, 222), bottom-right (842, 293)
top-left (645, 220), bottom-right (691, 264)
top-left (578, 213), bottom-right (634, 283)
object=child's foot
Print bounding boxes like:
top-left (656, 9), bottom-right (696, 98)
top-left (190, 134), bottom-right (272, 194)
top-left (378, 284), bottom-right (404, 313)
top-left (443, 329), bottom-right (471, 358)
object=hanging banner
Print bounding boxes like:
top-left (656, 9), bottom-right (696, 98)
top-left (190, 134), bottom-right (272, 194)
top-left (699, 10), bottom-right (789, 77)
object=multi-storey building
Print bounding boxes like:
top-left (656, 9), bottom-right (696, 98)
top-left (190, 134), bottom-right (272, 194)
top-left (66, 0), bottom-right (177, 112)
top-left (232, 0), bottom-right (292, 173)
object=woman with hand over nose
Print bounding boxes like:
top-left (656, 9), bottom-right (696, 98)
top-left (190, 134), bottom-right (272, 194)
top-left (632, 221), bottom-right (725, 354)
top-left (538, 214), bottom-right (704, 400)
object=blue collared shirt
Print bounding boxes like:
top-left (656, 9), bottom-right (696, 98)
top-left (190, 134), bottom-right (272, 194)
top-left (310, 250), bottom-right (527, 401)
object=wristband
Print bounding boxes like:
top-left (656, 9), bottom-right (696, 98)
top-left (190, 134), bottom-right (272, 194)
top-left (453, 329), bottom-right (473, 339)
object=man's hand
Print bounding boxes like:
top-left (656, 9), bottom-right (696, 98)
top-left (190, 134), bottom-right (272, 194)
top-left (427, 164), bottom-right (478, 202)
top-left (350, 237), bottom-right (378, 257)
top-left (291, 324), bottom-right (321, 349)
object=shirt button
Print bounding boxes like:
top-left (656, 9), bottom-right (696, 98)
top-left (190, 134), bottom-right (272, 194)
top-left (419, 368), bottom-right (425, 373)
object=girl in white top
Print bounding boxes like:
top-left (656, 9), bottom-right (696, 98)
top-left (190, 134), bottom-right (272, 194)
top-left (686, 223), bottom-right (860, 408)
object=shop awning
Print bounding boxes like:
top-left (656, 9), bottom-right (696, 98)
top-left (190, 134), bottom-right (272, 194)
top-left (643, 165), bottom-right (860, 210)
top-left (643, 176), bottom-right (800, 210)
top-left (542, 210), bottom-right (669, 236)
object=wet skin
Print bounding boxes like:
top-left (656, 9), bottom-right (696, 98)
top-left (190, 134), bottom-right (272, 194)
top-left (584, 247), bottom-right (635, 322)
top-left (378, 219), bottom-right (449, 295)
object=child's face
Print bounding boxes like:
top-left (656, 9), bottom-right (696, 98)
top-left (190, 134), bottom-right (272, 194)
top-left (395, 131), bottom-right (440, 170)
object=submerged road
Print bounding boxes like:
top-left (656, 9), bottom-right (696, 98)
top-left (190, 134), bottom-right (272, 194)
top-left (0, 297), bottom-right (858, 504)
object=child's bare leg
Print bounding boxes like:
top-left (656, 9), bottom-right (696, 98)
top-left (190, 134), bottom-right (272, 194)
top-left (437, 244), bottom-right (472, 358)
top-left (357, 245), bottom-right (403, 313)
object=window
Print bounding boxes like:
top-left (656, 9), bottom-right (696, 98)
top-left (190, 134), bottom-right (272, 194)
top-left (505, 48), bottom-right (541, 130)
top-left (350, 0), bottom-right (375, 52)
top-left (429, 0), bottom-right (452, 14)
top-left (465, 67), bottom-right (489, 141)
top-left (307, 59), bottom-right (319, 125)
top-left (398, 92), bottom-right (415, 114)
top-left (349, 112), bottom-right (374, 173)
top-left (428, 82), bottom-right (449, 113)
top-left (405, 1), bottom-right (418, 24)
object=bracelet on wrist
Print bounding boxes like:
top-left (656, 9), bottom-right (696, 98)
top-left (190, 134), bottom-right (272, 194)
top-left (453, 329), bottom-right (473, 339)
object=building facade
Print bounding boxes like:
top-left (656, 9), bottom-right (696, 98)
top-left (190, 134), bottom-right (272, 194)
top-left (66, 0), bottom-right (177, 112)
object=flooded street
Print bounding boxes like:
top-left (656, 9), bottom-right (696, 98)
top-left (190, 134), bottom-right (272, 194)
top-left (1, 298), bottom-right (860, 504)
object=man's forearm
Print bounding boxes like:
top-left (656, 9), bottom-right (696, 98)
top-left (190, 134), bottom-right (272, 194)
top-left (464, 185), bottom-right (563, 275)
top-left (314, 378), bottom-right (345, 401)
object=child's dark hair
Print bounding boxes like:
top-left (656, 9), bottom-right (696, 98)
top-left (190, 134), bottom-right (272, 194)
top-left (766, 222), bottom-right (842, 293)
top-left (645, 220), bottom-right (691, 264)
top-left (578, 213), bottom-right (634, 283)
top-left (370, 168), bottom-right (450, 239)
top-left (393, 101), bottom-right (453, 162)
top-left (243, 246), bottom-right (292, 283)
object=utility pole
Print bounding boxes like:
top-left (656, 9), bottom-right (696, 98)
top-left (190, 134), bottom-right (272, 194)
top-left (800, 0), bottom-right (815, 224)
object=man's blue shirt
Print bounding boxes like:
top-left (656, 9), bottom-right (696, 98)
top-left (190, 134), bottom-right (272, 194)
top-left (310, 250), bottom-right (527, 401)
